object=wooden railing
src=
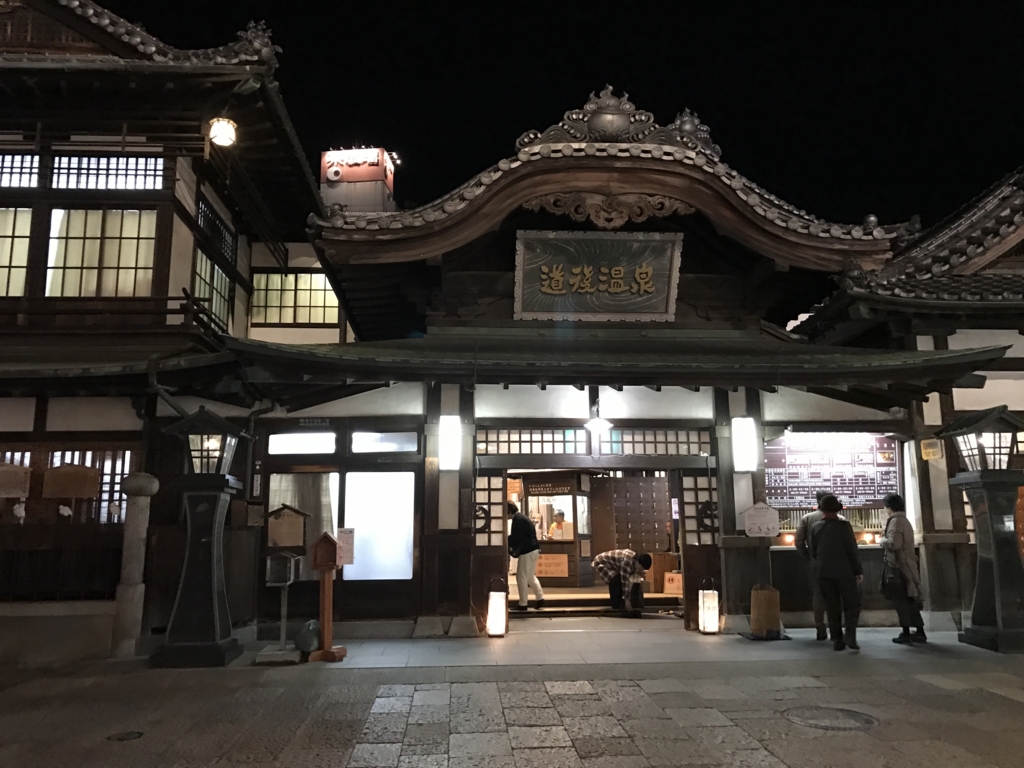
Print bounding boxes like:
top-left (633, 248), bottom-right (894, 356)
top-left (0, 292), bottom-right (224, 334)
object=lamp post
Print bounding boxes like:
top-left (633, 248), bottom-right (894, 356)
top-left (150, 407), bottom-right (245, 667)
top-left (935, 405), bottom-right (1024, 653)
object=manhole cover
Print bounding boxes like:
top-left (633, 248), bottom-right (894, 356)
top-left (784, 707), bottom-right (878, 731)
top-left (106, 731), bottom-right (143, 742)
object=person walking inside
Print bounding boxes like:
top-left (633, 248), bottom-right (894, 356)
top-left (507, 502), bottom-right (544, 611)
top-left (809, 494), bottom-right (863, 651)
top-left (795, 490), bottom-right (834, 641)
top-left (592, 549), bottom-right (653, 618)
top-left (879, 493), bottom-right (926, 644)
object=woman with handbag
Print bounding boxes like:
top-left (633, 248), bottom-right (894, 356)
top-left (879, 493), bottom-right (926, 644)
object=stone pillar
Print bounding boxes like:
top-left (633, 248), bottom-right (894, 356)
top-left (111, 472), bottom-right (159, 658)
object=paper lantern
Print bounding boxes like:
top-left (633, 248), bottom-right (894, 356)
top-left (698, 577), bottom-right (720, 634)
top-left (486, 578), bottom-right (509, 637)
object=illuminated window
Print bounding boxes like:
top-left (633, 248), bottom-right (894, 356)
top-left (49, 449), bottom-right (132, 523)
top-left (251, 272), bottom-right (339, 326)
top-left (475, 428), bottom-right (589, 455)
top-left (0, 208), bottom-right (31, 297)
top-left (52, 156), bottom-right (163, 190)
top-left (599, 429), bottom-right (711, 456)
top-left (351, 432), bottom-right (418, 453)
top-left (1, 450), bottom-right (31, 467)
top-left (0, 154), bottom-right (39, 188)
top-left (45, 209), bottom-right (156, 297)
top-left (192, 251), bottom-right (231, 328)
top-left (197, 198), bottom-right (235, 266)
top-left (474, 474), bottom-right (506, 547)
top-left (268, 431), bottom-right (337, 455)
top-left (680, 474), bottom-right (719, 546)
top-left (343, 471), bottom-right (415, 580)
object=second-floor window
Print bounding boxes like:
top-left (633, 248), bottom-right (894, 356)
top-left (251, 271), bottom-right (339, 326)
top-left (0, 207), bottom-right (31, 297)
top-left (45, 209), bottom-right (156, 298)
top-left (192, 197), bottom-right (236, 329)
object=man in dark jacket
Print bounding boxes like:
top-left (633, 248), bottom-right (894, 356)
top-left (808, 494), bottom-right (863, 651)
top-left (795, 490), bottom-right (833, 641)
top-left (507, 502), bottom-right (544, 611)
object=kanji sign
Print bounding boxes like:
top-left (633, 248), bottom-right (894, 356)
top-left (515, 231), bottom-right (682, 321)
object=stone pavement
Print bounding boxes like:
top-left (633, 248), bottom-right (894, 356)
top-left (2, 622), bottom-right (1024, 767)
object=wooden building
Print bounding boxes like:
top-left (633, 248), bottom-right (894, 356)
top-left (2, 3), bottom-right (1022, 656)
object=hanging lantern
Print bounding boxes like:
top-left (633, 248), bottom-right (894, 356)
top-left (486, 577), bottom-right (509, 637)
top-left (208, 117), bottom-right (238, 147)
top-left (698, 577), bottom-right (720, 634)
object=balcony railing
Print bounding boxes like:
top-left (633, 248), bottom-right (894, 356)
top-left (0, 292), bottom-right (222, 333)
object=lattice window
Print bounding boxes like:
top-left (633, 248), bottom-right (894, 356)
top-left (0, 154), bottom-right (39, 188)
top-left (679, 473), bottom-right (718, 546)
top-left (192, 251), bottom-right (231, 329)
top-left (196, 198), bottom-right (236, 266)
top-left (49, 449), bottom-right (132, 523)
top-left (475, 428), bottom-right (589, 455)
top-left (251, 272), bottom-right (339, 325)
top-left (600, 429), bottom-right (711, 456)
top-left (474, 474), bottom-right (506, 547)
top-left (1, 450), bottom-right (31, 467)
top-left (0, 208), bottom-right (31, 297)
top-left (45, 209), bottom-right (156, 297)
top-left (52, 156), bottom-right (164, 190)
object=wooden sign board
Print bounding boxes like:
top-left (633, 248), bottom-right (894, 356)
top-left (526, 480), bottom-right (574, 497)
top-left (42, 465), bottom-right (100, 499)
top-left (742, 502), bottom-right (781, 538)
top-left (535, 553), bottom-right (569, 578)
top-left (920, 438), bottom-right (944, 461)
top-left (311, 532), bottom-right (343, 571)
top-left (664, 572), bottom-right (684, 595)
top-left (266, 505), bottom-right (309, 549)
top-left (0, 464), bottom-right (31, 499)
top-left (337, 528), bottom-right (355, 566)
top-left (507, 478), bottom-right (523, 497)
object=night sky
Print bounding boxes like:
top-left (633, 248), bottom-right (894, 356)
top-left (104, 1), bottom-right (1023, 228)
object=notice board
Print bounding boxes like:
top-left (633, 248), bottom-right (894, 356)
top-left (764, 432), bottom-right (900, 509)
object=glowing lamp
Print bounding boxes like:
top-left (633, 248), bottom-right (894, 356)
top-left (208, 117), bottom-right (238, 147)
top-left (731, 417), bottom-right (759, 472)
top-left (585, 417), bottom-right (613, 435)
top-left (585, 386), bottom-right (613, 435)
top-left (698, 577), bottom-right (720, 634)
top-left (165, 406), bottom-right (242, 476)
top-left (935, 405), bottom-right (1024, 472)
top-left (438, 415), bottom-right (463, 471)
top-left (486, 578), bottom-right (509, 637)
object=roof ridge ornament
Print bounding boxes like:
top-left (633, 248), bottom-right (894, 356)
top-left (516, 85), bottom-right (722, 160)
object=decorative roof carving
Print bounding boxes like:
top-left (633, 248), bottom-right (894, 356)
top-left (46, 0), bottom-right (280, 69)
top-left (516, 86), bottom-right (721, 159)
top-left (523, 192), bottom-right (694, 230)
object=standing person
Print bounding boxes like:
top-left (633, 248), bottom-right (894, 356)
top-left (592, 549), bottom-right (653, 618)
top-left (795, 490), bottom-right (832, 641)
top-left (809, 494), bottom-right (863, 651)
top-left (507, 502), bottom-right (544, 611)
top-left (879, 493), bottom-right (926, 644)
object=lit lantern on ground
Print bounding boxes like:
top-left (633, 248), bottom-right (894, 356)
top-left (698, 577), bottom-right (720, 634)
top-left (486, 577), bottom-right (509, 637)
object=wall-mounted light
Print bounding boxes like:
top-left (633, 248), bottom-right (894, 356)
top-left (438, 414), bottom-right (462, 471)
top-left (731, 416), bottom-right (758, 473)
top-left (584, 385), bottom-right (613, 435)
top-left (208, 117), bottom-right (238, 148)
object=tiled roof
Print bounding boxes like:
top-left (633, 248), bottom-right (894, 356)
top-left (311, 87), bottom-right (917, 248)
top-left (25, 1), bottom-right (281, 69)
top-left (843, 271), bottom-right (1024, 305)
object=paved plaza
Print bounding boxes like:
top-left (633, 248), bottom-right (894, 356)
top-left (2, 620), bottom-right (1024, 767)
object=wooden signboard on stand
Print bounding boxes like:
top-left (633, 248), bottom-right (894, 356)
top-left (308, 532), bottom-right (348, 663)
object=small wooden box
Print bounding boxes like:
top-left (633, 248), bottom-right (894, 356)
top-left (664, 572), bottom-right (684, 595)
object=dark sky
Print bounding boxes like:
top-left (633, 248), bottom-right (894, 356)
top-left (104, 0), bottom-right (1023, 228)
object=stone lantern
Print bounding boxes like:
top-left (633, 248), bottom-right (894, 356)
top-left (150, 407), bottom-right (246, 667)
top-left (935, 405), bottom-right (1024, 652)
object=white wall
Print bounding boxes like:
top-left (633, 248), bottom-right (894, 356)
top-left (251, 241), bottom-right (321, 269)
top-left (599, 386), bottom-right (714, 420)
top-left (475, 385), bottom-right (588, 419)
top-left (47, 398), bottom-right (142, 431)
top-left (953, 376), bottom-right (1024, 410)
top-left (167, 209), bottom-right (194, 317)
top-left (249, 327), bottom-right (341, 345)
top-left (762, 387), bottom-right (892, 421)
top-left (0, 398), bottom-right (35, 432)
top-left (949, 329), bottom-right (1024, 357)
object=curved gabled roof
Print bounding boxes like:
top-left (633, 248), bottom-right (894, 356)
top-left (314, 87), bottom-right (917, 272)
